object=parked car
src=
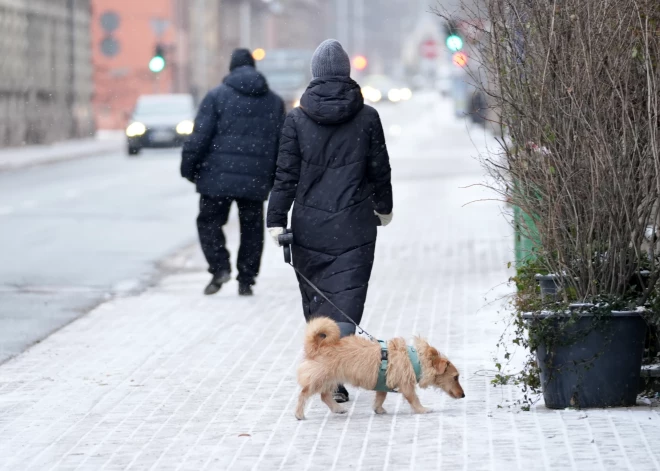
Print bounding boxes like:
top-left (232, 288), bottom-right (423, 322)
top-left (125, 94), bottom-right (196, 156)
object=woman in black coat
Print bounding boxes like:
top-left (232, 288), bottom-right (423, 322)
top-left (266, 40), bottom-right (393, 402)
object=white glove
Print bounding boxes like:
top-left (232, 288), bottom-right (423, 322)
top-left (375, 211), bottom-right (393, 227)
top-left (268, 227), bottom-right (285, 246)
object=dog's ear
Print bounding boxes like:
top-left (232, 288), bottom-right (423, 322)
top-left (431, 350), bottom-right (449, 374)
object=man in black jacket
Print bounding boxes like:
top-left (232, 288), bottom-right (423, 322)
top-left (181, 49), bottom-right (285, 296)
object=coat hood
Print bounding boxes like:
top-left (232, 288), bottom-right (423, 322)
top-left (224, 66), bottom-right (269, 96)
top-left (300, 77), bottom-right (364, 125)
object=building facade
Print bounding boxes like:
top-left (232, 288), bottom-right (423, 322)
top-left (90, 0), bottom-right (335, 131)
top-left (92, 0), bottom-right (177, 130)
top-left (91, 0), bottom-right (225, 130)
top-left (183, 0), bottom-right (223, 102)
top-left (217, 0), bottom-right (331, 73)
top-left (0, 0), bottom-right (94, 146)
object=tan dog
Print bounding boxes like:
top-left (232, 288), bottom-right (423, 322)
top-left (295, 317), bottom-right (465, 420)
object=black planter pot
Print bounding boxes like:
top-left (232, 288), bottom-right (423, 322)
top-left (534, 274), bottom-right (565, 300)
top-left (535, 274), bottom-right (559, 295)
top-left (523, 308), bottom-right (646, 409)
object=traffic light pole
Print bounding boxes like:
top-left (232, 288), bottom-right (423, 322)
top-left (153, 71), bottom-right (161, 94)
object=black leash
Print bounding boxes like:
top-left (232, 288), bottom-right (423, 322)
top-left (279, 229), bottom-right (376, 342)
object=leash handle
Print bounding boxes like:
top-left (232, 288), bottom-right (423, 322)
top-left (288, 261), bottom-right (376, 342)
top-left (278, 229), bottom-right (294, 264)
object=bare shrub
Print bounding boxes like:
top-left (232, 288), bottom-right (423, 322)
top-left (441, 0), bottom-right (660, 304)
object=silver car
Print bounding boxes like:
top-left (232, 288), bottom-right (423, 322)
top-left (125, 94), bottom-right (196, 156)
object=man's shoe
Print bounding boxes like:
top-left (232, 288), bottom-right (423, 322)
top-left (204, 272), bottom-right (231, 295)
top-left (333, 384), bottom-right (349, 403)
top-left (238, 283), bottom-right (254, 296)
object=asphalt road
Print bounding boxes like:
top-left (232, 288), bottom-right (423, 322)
top-left (0, 149), bottom-right (200, 363)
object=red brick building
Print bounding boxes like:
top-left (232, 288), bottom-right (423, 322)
top-left (91, 0), bottom-right (180, 130)
top-left (90, 0), bottom-right (331, 130)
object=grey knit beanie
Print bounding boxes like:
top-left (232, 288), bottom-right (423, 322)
top-left (311, 39), bottom-right (351, 78)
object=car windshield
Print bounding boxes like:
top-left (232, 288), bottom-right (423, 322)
top-left (134, 96), bottom-right (194, 116)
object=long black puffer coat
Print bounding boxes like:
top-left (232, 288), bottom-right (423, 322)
top-left (181, 65), bottom-right (285, 201)
top-left (267, 76), bottom-right (392, 325)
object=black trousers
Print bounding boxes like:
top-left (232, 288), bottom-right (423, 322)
top-left (197, 195), bottom-right (264, 285)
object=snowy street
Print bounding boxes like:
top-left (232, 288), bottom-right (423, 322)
top-left (1, 93), bottom-right (659, 470)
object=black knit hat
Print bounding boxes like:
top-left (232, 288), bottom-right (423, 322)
top-left (229, 48), bottom-right (255, 71)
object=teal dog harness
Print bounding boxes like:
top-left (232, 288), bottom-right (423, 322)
top-left (374, 340), bottom-right (423, 392)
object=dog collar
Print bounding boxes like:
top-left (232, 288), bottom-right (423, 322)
top-left (374, 340), bottom-right (423, 392)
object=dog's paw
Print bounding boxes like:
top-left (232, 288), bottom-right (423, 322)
top-left (334, 407), bottom-right (347, 415)
top-left (413, 407), bottom-right (433, 414)
top-left (374, 406), bottom-right (387, 415)
top-left (295, 412), bottom-right (306, 420)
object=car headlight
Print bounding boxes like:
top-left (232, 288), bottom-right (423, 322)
top-left (176, 120), bottom-right (194, 135)
top-left (400, 88), bottom-right (412, 100)
top-left (362, 87), bottom-right (382, 103)
top-left (126, 122), bottom-right (146, 137)
top-left (361, 86), bottom-right (369, 100)
top-left (387, 89), bottom-right (401, 102)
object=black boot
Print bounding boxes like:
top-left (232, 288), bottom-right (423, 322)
top-left (333, 384), bottom-right (350, 403)
top-left (333, 322), bottom-right (356, 403)
top-left (337, 322), bottom-right (356, 338)
top-left (204, 272), bottom-right (231, 295)
top-left (238, 283), bottom-right (253, 296)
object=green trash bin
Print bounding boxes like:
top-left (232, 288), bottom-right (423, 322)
top-left (513, 204), bottom-right (540, 267)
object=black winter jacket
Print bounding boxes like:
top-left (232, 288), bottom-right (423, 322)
top-left (181, 66), bottom-right (285, 201)
top-left (267, 76), bottom-right (393, 324)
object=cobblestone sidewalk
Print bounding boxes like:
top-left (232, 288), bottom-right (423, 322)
top-left (1, 100), bottom-right (659, 470)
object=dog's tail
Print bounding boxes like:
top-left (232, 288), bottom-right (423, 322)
top-left (304, 317), bottom-right (341, 358)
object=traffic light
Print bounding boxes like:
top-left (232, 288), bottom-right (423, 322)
top-left (149, 44), bottom-right (166, 73)
top-left (444, 21), bottom-right (463, 52)
top-left (446, 34), bottom-right (463, 52)
top-left (452, 52), bottom-right (468, 67)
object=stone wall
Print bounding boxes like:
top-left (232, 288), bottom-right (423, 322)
top-left (0, 0), bottom-right (94, 146)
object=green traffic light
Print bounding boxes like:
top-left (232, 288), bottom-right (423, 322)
top-left (446, 35), bottom-right (463, 52)
top-left (149, 55), bottom-right (166, 73)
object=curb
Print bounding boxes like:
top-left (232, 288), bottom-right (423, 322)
top-left (0, 140), bottom-right (124, 173)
